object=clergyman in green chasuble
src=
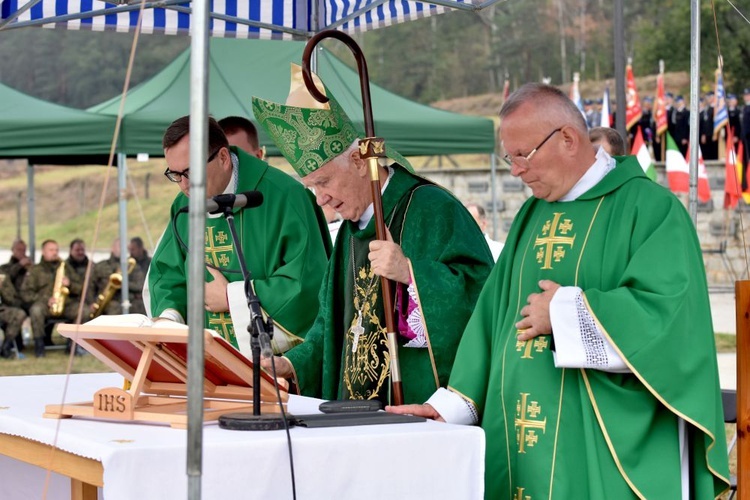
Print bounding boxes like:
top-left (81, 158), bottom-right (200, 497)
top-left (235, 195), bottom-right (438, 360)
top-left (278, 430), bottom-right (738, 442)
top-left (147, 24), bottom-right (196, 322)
top-left (252, 65), bottom-right (494, 405)
top-left (407, 84), bottom-right (730, 500)
top-left (148, 120), bottom-right (329, 357)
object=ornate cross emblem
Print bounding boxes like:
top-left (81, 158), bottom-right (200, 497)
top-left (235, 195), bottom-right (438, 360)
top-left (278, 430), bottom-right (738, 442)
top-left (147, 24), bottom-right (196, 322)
top-left (514, 487), bottom-right (531, 500)
top-left (205, 226), bottom-right (233, 268)
top-left (534, 212), bottom-right (575, 270)
top-left (515, 393), bottom-right (547, 453)
top-left (515, 335), bottom-right (549, 359)
top-left (207, 312), bottom-right (234, 344)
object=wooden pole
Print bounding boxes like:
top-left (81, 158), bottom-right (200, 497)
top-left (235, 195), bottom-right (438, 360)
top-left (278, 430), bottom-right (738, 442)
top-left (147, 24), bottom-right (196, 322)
top-left (301, 30), bottom-right (404, 406)
top-left (737, 280), bottom-right (750, 498)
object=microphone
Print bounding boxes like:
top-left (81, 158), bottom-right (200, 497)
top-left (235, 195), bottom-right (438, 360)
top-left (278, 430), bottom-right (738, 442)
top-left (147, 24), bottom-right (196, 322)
top-left (179, 191), bottom-right (264, 214)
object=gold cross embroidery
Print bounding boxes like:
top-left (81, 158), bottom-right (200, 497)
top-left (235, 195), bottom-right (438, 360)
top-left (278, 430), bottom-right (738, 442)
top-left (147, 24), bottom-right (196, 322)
top-left (215, 230), bottom-right (229, 244)
top-left (534, 212), bottom-right (576, 270)
top-left (514, 487), bottom-right (531, 500)
top-left (515, 334), bottom-right (549, 359)
top-left (207, 312), bottom-right (234, 343)
top-left (515, 393), bottom-right (547, 453)
top-left (205, 226), bottom-right (233, 268)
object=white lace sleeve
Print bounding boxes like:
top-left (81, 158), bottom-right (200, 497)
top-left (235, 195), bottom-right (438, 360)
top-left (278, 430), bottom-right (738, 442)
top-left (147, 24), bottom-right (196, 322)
top-left (425, 387), bottom-right (479, 425)
top-left (549, 286), bottom-right (629, 373)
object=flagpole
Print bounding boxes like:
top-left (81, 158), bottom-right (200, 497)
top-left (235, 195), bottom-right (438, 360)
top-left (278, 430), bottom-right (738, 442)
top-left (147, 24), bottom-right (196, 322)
top-left (688, 0), bottom-right (700, 224)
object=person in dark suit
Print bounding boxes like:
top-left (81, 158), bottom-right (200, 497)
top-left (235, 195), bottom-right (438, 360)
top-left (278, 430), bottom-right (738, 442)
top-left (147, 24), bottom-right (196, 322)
top-left (672, 96), bottom-right (690, 157)
top-left (699, 92), bottom-right (718, 160)
top-left (742, 89), bottom-right (750, 165)
top-left (728, 93), bottom-right (741, 153)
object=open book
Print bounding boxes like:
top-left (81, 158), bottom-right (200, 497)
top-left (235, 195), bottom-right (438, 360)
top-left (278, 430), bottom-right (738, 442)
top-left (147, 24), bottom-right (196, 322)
top-left (86, 313), bottom-right (189, 330)
top-left (57, 316), bottom-right (287, 400)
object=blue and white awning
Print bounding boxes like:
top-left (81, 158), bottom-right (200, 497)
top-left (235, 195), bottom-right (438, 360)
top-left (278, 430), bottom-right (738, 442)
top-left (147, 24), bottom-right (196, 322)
top-left (0, 0), bottom-right (493, 39)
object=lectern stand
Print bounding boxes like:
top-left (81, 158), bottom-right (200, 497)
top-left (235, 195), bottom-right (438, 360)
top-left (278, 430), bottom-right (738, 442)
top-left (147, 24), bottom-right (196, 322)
top-left (45, 322), bottom-right (287, 429)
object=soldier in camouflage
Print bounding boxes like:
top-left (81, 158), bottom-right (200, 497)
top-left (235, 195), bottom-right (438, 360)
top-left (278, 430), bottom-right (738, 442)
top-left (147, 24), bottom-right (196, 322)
top-left (20, 239), bottom-right (84, 357)
top-left (91, 238), bottom-right (146, 316)
top-left (0, 271), bottom-right (27, 359)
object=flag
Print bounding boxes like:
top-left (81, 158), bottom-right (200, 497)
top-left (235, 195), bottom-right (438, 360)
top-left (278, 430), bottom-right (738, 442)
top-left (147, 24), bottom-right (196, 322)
top-left (631, 128), bottom-right (657, 181)
top-left (739, 142), bottom-right (750, 204)
top-left (724, 129), bottom-right (742, 209)
top-left (600, 86), bottom-right (611, 128)
top-left (625, 64), bottom-right (642, 130)
top-left (713, 69), bottom-right (728, 140)
top-left (688, 144), bottom-right (713, 203)
top-left (666, 133), bottom-right (712, 202)
top-left (569, 72), bottom-right (584, 113)
top-left (655, 73), bottom-right (668, 136)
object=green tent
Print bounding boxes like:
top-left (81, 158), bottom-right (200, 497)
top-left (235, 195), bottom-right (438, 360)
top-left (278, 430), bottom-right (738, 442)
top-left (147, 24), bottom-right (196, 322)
top-left (88, 38), bottom-right (495, 157)
top-left (0, 82), bottom-right (116, 164)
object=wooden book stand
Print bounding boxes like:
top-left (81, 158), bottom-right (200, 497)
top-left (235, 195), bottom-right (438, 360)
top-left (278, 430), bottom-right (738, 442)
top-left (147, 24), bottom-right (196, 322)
top-left (44, 320), bottom-right (288, 429)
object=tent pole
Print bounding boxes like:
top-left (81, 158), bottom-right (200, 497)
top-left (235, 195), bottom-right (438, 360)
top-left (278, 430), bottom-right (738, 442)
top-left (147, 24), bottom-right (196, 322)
top-left (688, 0), bottom-right (700, 224)
top-left (27, 162), bottom-right (36, 263)
top-left (613, 0), bottom-right (625, 140)
top-left (490, 153), bottom-right (498, 240)
top-left (117, 153), bottom-right (130, 313)
top-left (187, 0), bottom-right (210, 498)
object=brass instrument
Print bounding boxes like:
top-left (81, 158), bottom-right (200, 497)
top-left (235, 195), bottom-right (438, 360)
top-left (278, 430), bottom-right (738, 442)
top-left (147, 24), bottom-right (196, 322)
top-left (90, 257), bottom-right (136, 319)
top-left (50, 261), bottom-right (69, 317)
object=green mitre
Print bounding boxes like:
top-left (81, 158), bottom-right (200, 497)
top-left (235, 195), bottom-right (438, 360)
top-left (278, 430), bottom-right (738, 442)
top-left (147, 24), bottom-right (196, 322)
top-left (252, 64), bottom-right (411, 177)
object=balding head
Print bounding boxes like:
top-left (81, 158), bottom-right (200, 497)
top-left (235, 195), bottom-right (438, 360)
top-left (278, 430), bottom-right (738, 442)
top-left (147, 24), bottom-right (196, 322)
top-left (499, 83), bottom-right (597, 202)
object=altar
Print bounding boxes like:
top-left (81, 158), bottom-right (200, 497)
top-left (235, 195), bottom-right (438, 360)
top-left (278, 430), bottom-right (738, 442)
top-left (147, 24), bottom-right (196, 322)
top-left (0, 373), bottom-right (485, 500)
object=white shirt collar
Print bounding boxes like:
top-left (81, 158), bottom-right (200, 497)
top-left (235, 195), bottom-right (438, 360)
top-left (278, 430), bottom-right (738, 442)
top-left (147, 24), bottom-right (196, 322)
top-left (358, 166), bottom-right (395, 230)
top-left (558, 147), bottom-right (616, 202)
top-left (207, 151), bottom-right (239, 219)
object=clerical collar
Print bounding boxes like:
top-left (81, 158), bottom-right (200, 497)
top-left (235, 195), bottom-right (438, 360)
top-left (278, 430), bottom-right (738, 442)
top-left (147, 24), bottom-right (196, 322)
top-left (208, 151), bottom-right (240, 219)
top-left (357, 166), bottom-right (395, 230)
top-left (559, 147), bottom-right (616, 202)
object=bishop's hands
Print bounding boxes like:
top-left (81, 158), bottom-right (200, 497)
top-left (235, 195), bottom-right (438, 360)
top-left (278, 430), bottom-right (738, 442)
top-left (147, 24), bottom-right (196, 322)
top-left (385, 403), bottom-right (445, 422)
top-left (368, 228), bottom-right (411, 284)
top-left (204, 267), bottom-right (229, 313)
top-left (516, 280), bottom-right (561, 342)
top-left (260, 355), bottom-right (294, 379)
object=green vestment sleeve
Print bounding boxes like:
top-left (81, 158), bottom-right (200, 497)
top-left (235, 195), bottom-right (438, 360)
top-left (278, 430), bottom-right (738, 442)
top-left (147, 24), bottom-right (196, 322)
top-left (148, 149), bottom-right (328, 347)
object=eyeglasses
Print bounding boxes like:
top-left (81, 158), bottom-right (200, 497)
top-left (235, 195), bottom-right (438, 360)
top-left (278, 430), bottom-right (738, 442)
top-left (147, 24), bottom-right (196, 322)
top-left (164, 148), bottom-right (223, 183)
top-left (502, 127), bottom-right (562, 168)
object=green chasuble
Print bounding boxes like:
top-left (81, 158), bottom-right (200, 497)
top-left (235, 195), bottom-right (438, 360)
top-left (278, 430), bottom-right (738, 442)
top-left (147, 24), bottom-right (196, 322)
top-left (449, 157), bottom-right (729, 499)
top-left (148, 147), bottom-right (329, 353)
top-left (285, 166), bottom-right (494, 405)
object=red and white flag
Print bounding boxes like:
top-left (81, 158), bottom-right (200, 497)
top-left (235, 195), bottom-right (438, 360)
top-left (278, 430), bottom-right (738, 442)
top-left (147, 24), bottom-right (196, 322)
top-left (625, 63), bottom-right (642, 131)
top-left (666, 132), bottom-right (712, 202)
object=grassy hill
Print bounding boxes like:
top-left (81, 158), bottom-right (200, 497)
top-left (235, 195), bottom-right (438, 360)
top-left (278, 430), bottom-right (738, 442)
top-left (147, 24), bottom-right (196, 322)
top-left (0, 158), bottom-right (176, 253)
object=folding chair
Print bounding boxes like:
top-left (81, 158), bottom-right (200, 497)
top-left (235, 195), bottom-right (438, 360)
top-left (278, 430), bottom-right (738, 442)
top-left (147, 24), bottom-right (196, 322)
top-left (722, 389), bottom-right (738, 500)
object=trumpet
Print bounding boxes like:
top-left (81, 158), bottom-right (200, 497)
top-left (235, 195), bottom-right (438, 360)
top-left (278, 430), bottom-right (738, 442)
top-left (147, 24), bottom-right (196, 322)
top-left (90, 257), bottom-right (136, 319)
top-left (50, 260), bottom-right (69, 317)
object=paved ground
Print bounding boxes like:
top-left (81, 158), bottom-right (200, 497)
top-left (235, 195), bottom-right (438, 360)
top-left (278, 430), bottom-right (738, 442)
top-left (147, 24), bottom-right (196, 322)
top-left (711, 292), bottom-right (737, 390)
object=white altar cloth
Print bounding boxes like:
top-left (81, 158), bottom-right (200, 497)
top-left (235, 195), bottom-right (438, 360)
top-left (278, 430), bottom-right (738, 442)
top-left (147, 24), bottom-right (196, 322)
top-left (0, 373), bottom-right (485, 499)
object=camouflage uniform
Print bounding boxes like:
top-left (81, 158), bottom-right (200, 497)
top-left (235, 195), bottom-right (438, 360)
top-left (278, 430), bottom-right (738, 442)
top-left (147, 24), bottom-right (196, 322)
top-left (0, 257), bottom-right (30, 294)
top-left (131, 253), bottom-right (151, 314)
top-left (90, 255), bottom-right (146, 316)
top-left (66, 256), bottom-right (90, 281)
top-left (0, 273), bottom-right (27, 358)
top-left (20, 259), bottom-right (84, 357)
top-left (0, 256), bottom-right (31, 311)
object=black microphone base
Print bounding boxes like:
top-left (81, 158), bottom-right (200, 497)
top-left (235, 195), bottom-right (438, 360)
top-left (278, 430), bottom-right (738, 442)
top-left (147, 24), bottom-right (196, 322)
top-left (218, 412), bottom-right (292, 431)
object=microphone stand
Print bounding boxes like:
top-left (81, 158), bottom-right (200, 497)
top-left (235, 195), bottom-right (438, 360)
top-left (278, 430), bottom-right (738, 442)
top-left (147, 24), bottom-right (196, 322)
top-left (216, 205), bottom-right (290, 431)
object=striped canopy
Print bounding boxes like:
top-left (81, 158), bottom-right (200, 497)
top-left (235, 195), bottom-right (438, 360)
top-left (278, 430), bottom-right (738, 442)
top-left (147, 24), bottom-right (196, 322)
top-left (0, 0), bottom-right (494, 38)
